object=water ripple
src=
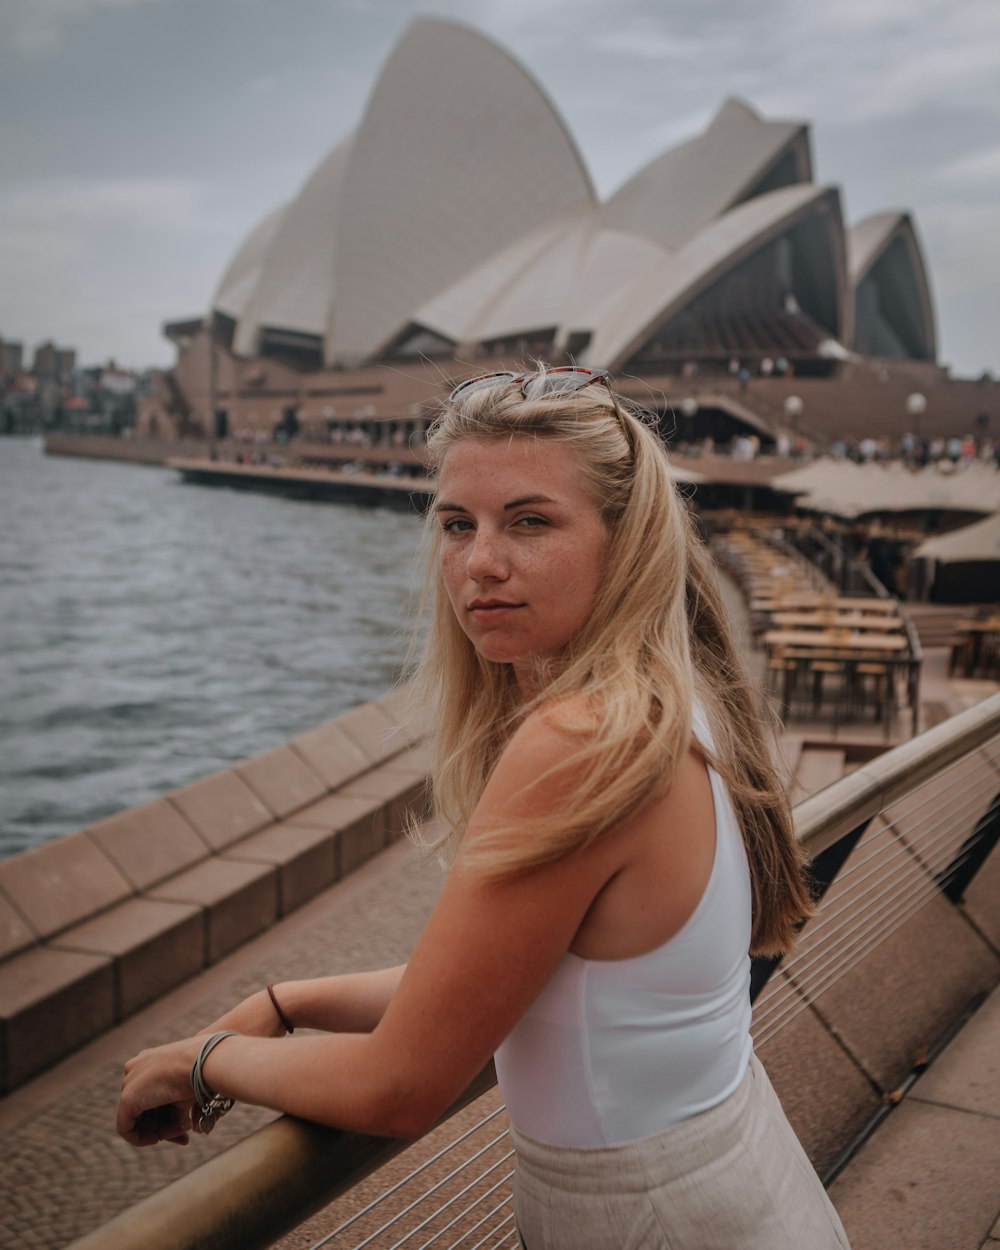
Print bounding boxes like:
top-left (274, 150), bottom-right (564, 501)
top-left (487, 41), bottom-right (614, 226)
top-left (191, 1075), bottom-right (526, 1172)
top-left (0, 439), bottom-right (423, 857)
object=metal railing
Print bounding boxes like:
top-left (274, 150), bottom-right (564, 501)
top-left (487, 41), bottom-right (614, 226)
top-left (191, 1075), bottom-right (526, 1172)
top-left (66, 692), bottom-right (1000, 1250)
top-left (774, 523), bottom-right (848, 591)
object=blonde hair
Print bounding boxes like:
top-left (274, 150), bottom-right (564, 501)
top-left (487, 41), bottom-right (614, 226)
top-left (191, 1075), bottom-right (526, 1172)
top-left (411, 371), bottom-right (812, 954)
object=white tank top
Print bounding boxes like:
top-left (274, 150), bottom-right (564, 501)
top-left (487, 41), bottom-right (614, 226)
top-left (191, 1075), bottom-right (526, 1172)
top-left (493, 708), bottom-right (753, 1147)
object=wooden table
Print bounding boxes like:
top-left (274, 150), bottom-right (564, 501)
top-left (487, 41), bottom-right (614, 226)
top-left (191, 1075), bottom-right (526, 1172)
top-left (951, 619), bottom-right (1000, 677)
top-left (752, 596), bottom-right (902, 614)
top-left (764, 630), bottom-right (909, 653)
top-left (764, 633), bottom-right (919, 735)
top-left (769, 612), bottom-right (904, 632)
top-left (830, 598), bottom-right (906, 613)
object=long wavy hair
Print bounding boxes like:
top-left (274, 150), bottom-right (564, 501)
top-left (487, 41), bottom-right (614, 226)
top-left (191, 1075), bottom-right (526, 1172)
top-left (410, 372), bottom-right (813, 955)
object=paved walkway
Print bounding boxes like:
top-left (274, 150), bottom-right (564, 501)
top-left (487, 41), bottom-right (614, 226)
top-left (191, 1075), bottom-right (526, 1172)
top-left (0, 839), bottom-right (445, 1250)
top-left (2, 595), bottom-right (997, 1247)
top-left (832, 982), bottom-right (1000, 1250)
top-left (2, 798), bottom-right (999, 1249)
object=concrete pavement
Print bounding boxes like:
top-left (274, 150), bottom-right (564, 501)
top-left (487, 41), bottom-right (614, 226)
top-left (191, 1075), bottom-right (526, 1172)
top-left (2, 637), bottom-right (998, 1248)
top-left (3, 802), bottom-right (1000, 1250)
top-left (0, 838), bottom-right (444, 1249)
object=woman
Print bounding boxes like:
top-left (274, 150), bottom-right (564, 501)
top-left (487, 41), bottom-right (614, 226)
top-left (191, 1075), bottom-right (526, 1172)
top-left (117, 367), bottom-right (849, 1249)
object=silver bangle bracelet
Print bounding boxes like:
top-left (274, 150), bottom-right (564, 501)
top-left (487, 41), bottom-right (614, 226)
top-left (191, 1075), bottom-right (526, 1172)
top-left (190, 1030), bottom-right (239, 1133)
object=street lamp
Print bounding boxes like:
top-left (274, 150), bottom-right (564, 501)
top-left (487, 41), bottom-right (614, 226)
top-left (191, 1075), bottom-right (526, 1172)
top-left (679, 395), bottom-right (698, 445)
top-left (783, 394), bottom-right (803, 436)
top-left (905, 392), bottom-right (926, 442)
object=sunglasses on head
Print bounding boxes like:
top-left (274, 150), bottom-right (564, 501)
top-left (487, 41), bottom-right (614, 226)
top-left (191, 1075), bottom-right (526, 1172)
top-left (448, 366), bottom-right (612, 405)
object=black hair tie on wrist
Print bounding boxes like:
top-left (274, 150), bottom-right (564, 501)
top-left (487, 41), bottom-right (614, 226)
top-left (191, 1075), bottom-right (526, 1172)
top-left (266, 983), bottom-right (294, 1034)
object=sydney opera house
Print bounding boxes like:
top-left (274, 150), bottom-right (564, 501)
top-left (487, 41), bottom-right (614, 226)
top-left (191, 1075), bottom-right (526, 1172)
top-left (144, 18), bottom-right (994, 454)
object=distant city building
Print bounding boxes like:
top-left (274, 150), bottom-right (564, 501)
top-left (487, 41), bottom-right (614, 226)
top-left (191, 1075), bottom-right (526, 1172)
top-left (0, 339), bottom-right (153, 435)
top-left (147, 18), bottom-right (994, 450)
top-left (32, 340), bottom-right (76, 382)
top-left (0, 337), bottom-right (24, 377)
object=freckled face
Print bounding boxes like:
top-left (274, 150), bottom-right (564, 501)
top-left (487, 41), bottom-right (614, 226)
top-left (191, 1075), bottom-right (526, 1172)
top-left (436, 437), bottom-right (610, 694)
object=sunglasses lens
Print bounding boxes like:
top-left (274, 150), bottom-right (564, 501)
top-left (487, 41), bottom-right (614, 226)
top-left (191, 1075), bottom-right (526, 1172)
top-left (449, 367), bottom-right (612, 404)
top-left (448, 371), bottom-right (520, 403)
top-left (521, 368), bottom-right (610, 400)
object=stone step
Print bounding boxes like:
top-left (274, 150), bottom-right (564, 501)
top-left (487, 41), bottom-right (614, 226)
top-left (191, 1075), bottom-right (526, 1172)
top-left (0, 688), bottom-right (430, 1094)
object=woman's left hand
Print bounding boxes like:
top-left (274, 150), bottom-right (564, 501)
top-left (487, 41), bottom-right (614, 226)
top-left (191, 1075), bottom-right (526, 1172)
top-left (117, 1036), bottom-right (203, 1147)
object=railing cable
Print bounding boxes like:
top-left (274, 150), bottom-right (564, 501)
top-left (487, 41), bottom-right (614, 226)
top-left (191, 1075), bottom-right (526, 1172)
top-left (415, 1180), bottom-right (520, 1250)
top-left (755, 830), bottom-right (982, 1028)
top-left (790, 789), bottom-right (997, 951)
top-left (308, 1110), bottom-right (507, 1249)
top-left (381, 1156), bottom-right (513, 1250)
top-left (752, 847), bottom-right (977, 1050)
top-left (760, 830), bottom-right (975, 1025)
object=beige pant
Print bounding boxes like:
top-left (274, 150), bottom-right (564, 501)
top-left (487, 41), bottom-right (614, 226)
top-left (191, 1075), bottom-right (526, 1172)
top-left (511, 1056), bottom-right (850, 1250)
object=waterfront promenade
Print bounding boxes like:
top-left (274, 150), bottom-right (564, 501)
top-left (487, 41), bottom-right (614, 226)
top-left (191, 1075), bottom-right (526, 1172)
top-left (1, 803), bottom-right (999, 1250)
top-left (2, 507), bottom-right (998, 1247)
top-left (1, 666), bottom-right (997, 1248)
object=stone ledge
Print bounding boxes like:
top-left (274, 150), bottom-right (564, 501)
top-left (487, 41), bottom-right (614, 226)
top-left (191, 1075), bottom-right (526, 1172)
top-left (754, 973), bottom-right (882, 1178)
top-left (236, 745), bottom-right (328, 821)
top-left (168, 769), bottom-right (273, 852)
top-left (291, 720), bottom-right (371, 791)
top-left (51, 897), bottom-right (204, 1019)
top-left (0, 686), bottom-right (429, 1093)
top-left (287, 793), bottom-right (394, 877)
top-left (0, 947), bottom-right (114, 1093)
top-left (339, 752), bottom-right (431, 846)
top-left (336, 700), bottom-right (402, 767)
top-left (148, 857), bottom-right (279, 965)
top-left (85, 796), bottom-right (211, 891)
top-left (0, 831), bottom-right (133, 941)
top-left (223, 823), bottom-right (339, 916)
top-left (0, 892), bottom-right (35, 963)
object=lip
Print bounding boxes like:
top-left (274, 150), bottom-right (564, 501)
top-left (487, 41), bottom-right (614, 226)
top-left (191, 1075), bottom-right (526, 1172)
top-left (468, 599), bottom-right (523, 615)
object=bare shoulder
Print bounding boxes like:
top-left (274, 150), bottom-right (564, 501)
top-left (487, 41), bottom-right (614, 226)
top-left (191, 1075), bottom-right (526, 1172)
top-left (478, 695), bottom-right (598, 820)
top-left (537, 690), bottom-right (600, 735)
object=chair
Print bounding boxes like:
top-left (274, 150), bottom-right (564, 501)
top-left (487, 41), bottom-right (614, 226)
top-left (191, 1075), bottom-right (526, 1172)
top-left (767, 649), bottom-right (800, 718)
top-left (807, 658), bottom-right (850, 730)
top-left (948, 633), bottom-right (974, 677)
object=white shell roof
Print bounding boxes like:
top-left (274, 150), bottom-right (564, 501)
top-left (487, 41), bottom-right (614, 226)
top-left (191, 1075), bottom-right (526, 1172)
top-left (848, 211), bottom-right (906, 283)
top-left (325, 18), bottom-right (595, 365)
top-left (590, 183), bottom-right (840, 369)
top-left (414, 213), bottom-right (585, 345)
top-left (232, 134), bottom-right (355, 356)
top-left (415, 212), bottom-right (671, 349)
top-left (203, 21), bottom-right (932, 376)
top-left (601, 99), bottom-right (809, 252)
top-left (848, 210), bottom-right (936, 359)
top-left (212, 203), bottom-right (287, 321)
top-left (419, 180), bottom-right (841, 372)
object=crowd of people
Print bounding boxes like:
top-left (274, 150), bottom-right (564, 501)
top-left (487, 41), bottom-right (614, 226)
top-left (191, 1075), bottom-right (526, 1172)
top-left (669, 429), bottom-right (999, 467)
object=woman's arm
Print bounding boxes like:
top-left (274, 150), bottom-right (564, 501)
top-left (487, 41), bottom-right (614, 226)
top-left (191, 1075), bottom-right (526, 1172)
top-left (117, 711), bottom-right (621, 1144)
top-left (198, 967), bottom-right (407, 1038)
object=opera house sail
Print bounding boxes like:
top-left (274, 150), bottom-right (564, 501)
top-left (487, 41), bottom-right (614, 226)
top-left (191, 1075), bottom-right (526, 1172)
top-left (149, 17), bottom-right (980, 452)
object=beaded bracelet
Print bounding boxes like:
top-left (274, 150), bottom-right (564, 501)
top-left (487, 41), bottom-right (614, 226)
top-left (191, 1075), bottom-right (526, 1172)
top-left (190, 1030), bottom-right (239, 1133)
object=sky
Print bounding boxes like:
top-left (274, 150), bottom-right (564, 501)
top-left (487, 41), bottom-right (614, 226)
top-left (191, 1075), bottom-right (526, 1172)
top-left (0, 0), bottom-right (997, 377)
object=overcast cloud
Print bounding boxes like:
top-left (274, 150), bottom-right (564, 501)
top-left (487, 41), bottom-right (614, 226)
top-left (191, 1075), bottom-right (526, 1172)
top-left (0, 0), bottom-right (996, 375)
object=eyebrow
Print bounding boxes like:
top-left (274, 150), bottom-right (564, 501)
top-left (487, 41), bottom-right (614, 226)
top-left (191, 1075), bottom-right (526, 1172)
top-left (434, 494), bottom-right (558, 514)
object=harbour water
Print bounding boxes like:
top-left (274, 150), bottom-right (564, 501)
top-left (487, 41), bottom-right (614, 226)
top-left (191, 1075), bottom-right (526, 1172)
top-left (0, 439), bottom-right (423, 857)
